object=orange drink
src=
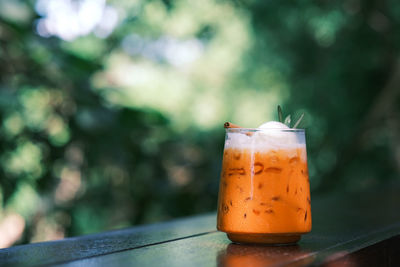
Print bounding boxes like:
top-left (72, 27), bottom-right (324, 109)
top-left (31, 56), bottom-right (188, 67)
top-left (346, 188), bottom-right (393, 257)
top-left (217, 127), bottom-right (311, 244)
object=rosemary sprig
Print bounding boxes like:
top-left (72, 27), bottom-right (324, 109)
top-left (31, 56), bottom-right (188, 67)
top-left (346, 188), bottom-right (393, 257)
top-left (277, 105), bottom-right (305, 128)
top-left (277, 105), bottom-right (283, 123)
top-left (292, 113), bottom-right (304, 128)
top-left (284, 115), bottom-right (291, 127)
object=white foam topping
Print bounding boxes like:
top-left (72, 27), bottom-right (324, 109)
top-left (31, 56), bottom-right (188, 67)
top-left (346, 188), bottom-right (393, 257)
top-left (258, 121), bottom-right (288, 130)
top-left (224, 121), bottom-right (305, 150)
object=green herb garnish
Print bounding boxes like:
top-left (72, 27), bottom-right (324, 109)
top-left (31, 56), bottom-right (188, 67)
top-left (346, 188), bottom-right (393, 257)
top-left (277, 105), bottom-right (305, 128)
top-left (284, 115), bottom-right (291, 127)
top-left (292, 113), bottom-right (304, 128)
top-left (277, 105), bottom-right (283, 123)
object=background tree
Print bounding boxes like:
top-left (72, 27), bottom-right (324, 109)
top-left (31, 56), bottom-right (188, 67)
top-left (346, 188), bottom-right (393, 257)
top-left (0, 0), bottom-right (399, 246)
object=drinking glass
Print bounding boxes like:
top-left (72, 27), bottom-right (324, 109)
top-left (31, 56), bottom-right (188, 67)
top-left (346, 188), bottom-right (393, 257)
top-left (217, 128), bottom-right (311, 244)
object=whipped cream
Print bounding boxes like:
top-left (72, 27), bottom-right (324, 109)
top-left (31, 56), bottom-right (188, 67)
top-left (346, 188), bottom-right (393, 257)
top-left (224, 121), bottom-right (304, 151)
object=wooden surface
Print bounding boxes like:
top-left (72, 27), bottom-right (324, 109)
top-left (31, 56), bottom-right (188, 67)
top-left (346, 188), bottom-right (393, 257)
top-left (1, 182), bottom-right (400, 267)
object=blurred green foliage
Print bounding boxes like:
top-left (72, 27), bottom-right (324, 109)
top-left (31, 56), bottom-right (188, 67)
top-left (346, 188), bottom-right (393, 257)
top-left (0, 0), bottom-right (399, 245)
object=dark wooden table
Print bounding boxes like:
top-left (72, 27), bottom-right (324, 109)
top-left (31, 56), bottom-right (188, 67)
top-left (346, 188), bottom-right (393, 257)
top-left (1, 182), bottom-right (400, 267)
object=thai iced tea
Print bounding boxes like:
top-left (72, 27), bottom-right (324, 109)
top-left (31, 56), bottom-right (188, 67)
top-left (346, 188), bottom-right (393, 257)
top-left (217, 128), bottom-right (311, 244)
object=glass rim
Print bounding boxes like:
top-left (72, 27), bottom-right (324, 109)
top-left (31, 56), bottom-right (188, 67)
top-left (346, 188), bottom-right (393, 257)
top-left (225, 128), bottom-right (305, 133)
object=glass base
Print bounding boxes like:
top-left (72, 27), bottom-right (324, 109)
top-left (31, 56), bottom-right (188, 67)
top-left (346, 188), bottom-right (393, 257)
top-left (227, 233), bottom-right (301, 245)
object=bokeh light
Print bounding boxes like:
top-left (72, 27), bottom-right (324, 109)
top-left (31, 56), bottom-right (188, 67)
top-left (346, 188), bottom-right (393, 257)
top-left (35, 0), bottom-right (118, 40)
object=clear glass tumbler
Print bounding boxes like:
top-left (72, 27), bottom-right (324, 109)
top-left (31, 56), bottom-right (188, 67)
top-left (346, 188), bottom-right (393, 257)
top-left (217, 128), bottom-right (311, 244)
